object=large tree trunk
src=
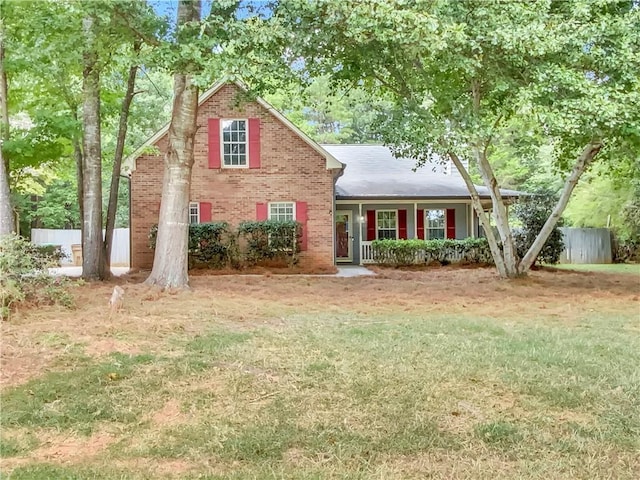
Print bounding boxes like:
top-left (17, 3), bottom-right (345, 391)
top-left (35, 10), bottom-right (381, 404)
top-left (474, 147), bottom-right (520, 278)
top-left (0, 23), bottom-right (13, 236)
top-left (519, 142), bottom-right (602, 273)
top-left (81, 14), bottom-right (106, 280)
top-left (104, 43), bottom-right (139, 269)
top-left (145, 0), bottom-right (200, 289)
top-left (448, 151), bottom-right (508, 278)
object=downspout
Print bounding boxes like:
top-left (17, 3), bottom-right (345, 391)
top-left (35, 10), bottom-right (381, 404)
top-left (122, 173), bottom-right (131, 269)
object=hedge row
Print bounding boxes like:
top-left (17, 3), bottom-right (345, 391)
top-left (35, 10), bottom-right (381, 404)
top-left (371, 238), bottom-right (494, 266)
top-left (149, 220), bottom-right (302, 269)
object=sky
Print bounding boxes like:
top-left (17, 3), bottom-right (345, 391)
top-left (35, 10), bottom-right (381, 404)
top-left (148, 1), bottom-right (268, 22)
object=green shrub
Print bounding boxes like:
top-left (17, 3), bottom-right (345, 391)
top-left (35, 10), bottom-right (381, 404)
top-left (612, 236), bottom-right (640, 263)
top-left (188, 222), bottom-right (231, 268)
top-left (237, 220), bottom-right (302, 266)
top-left (149, 222), bottom-right (231, 268)
top-left (35, 244), bottom-right (67, 265)
top-left (371, 238), bottom-right (493, 266)
top-left (0, 234), bottom-right (73, 319)
top-left (149, 220), bottom-right (302, 269)
top-left (512, 191), bottom-right (564, 265)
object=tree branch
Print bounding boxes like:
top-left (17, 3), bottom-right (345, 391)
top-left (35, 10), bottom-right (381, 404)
top-left (520, 141), bottom-right (603, 272)
top-left (447, 150), bottom-right (508, 277)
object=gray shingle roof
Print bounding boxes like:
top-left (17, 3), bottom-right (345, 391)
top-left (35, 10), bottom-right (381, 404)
top-left (322, 145), bottom-right (521, 200)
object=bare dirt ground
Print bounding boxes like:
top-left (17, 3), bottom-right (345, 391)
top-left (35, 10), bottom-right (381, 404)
top-left (2, 266), bottom-right (638, 390)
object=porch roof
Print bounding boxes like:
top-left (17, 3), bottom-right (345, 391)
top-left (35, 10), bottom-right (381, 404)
top-left (323, 145), bottom-right (521, 200)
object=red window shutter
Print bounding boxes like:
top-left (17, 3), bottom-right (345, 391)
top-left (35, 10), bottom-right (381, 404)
top-left (366, 210), bottom-right (376, 241)
top-left (398, 209), bottom-right (408, 239)
top-left (248, 118), bottom-right (261, 169)
top-left (296, 201), bottom-right (308, 251)
top-left (199, 202), bottom-right (212, 223)
top-left (417, 209), bottom-right (425, 240)
top-left (256, 202), bottom-right (268, 221)
top-left (446, 208), bottom-right (456, 239)
top-left (208, 118), bottom-right (221, 169)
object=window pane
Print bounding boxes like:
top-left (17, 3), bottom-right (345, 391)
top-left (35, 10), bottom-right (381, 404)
top-left (376, 211), bottom-right (397, 240)
top-left (222, 119), bottom-right (247, 166)
top-left (189, 203), bottom-right (199, 224)
top-left (269, 202), bottom-right (295, 221)
top-left (425, 210), bottom-right (445, 239)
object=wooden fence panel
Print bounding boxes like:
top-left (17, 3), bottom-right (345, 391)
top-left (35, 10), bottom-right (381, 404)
top-left (559, 227), bottom-right (612, 264)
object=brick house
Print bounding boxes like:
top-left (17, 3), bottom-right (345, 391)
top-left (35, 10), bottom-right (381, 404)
top-left (125, 81), bottom-right (519, 269)
top-left (125, 81), bottom-right (344, 270)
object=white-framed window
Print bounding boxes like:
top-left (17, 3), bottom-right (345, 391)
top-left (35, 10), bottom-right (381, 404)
top-left (425, 209), bottom-right (445, 239)
top-left (189, 202), bottom-right (200, 224)
top-left (376, 210), bottom-right (397, 240)
top-left (222, 119), bottom-right (247, 167)
top-left (269, 202), bottom-right (296, 221)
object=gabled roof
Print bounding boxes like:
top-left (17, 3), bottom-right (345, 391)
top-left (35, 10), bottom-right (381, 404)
top-left (323, 145), bottom-right (521, 200)
top-left (122, 80), bottom-right (344, 174)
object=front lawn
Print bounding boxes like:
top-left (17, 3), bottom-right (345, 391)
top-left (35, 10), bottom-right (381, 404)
top-left (1, 268), bottom-right (639, 479)
top-left (551, 263), bottom-right (640, 276)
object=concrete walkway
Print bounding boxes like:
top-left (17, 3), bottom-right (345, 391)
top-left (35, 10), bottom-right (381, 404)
top-left (335, 265), bottom-right (376, 277)
top-left (49, 266), bottom-right (130, 277)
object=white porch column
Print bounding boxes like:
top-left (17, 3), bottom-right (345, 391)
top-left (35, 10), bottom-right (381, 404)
top-left (414, 202), bottom-right (418, 239)
top-left (358, 203), bottom-right (363, 265)
top-left (470, 203), bottom-right (476, 238)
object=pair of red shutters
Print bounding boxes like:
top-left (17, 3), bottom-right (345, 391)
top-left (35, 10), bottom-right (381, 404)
top-left (195, 117), bottom-right (307, 250)
top-left (366, 209), bottom-right (456, 241)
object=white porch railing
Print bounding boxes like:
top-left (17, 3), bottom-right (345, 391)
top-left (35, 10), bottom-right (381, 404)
top-left (361, 240), bottom-right (467, 265)
top-left (361, 241), bottom-right (375, 264)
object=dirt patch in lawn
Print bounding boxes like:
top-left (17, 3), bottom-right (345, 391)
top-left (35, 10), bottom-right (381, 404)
top-left (150, 399), bottom-right (190, 427)
top-left (0, 430), bottom-right (114, 470)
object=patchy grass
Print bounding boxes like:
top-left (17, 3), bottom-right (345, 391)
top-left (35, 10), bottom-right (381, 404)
top-left (551, 263), bottom-right (640, 275)
top-left (1, 268), bottom-right (639, 479)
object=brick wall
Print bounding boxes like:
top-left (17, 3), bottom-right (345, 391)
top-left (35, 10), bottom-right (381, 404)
top-left (130, 83), bottom-right (340, 270)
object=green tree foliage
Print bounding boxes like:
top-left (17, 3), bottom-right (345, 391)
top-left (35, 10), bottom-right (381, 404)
top-left (564, 159), bottom-right (640, 240)
top-left (3, 1), bottom-right (169, 240)
top-left (280, 0), bottom-right (640, 277)
top-left (266, 76), bottom-right (391, 144)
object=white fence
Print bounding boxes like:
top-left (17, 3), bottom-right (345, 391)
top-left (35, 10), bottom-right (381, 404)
top-left (31, 228), bottom-right (130, 266)
top-left (361, 241), bottom-right (375, 264)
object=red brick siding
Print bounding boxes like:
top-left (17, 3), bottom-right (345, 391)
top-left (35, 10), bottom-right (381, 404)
top-left (130, 84), bottom-right (338, 270)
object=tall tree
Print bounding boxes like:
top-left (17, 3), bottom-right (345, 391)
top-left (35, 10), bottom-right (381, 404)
top-left (145, 0), bottom-right (201, 288)
top-left (81, 11), bottom-right (106, 280)
top-left (282, 0), bottom-right (640, 278)
top-left (104, 41), bottom-right (140, 269)
top-left (0, 8), bottom-right (13, 235)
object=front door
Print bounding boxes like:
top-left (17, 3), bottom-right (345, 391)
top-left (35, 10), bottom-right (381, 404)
top-left (335, 211), bottom-right (353, 262)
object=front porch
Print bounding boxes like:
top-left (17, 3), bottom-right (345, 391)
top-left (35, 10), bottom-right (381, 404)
top-left (335, 200), bottom-right (483, 265)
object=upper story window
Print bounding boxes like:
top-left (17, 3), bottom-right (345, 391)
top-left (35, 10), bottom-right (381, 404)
top-left (425, 209), bottom-right (445, 239)
top-left (189, 202), bottom-right (200, 224)
top-left (377, 210), bottom-right (397, 240)
top-left (269, 202), bottom-right (295, 221)
top-left (222, 119), bottom-right (247, 167)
